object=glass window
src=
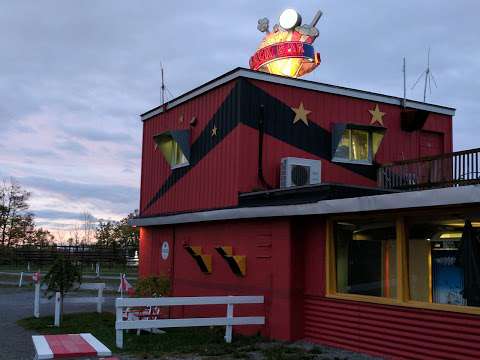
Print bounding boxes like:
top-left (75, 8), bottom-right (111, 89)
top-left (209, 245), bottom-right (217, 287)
top-left (333, 129), bottom-right (351, 160)
top-left (332, 127), bottom-right (384, 164)
top-left (334, 219), bottom-right (397, 298)
top-left (407, 216), bottom-right (480, 307)
top-left (157, 137), bottom-right (188, 168)
top-left (351, 130), bottom-right (369, 161)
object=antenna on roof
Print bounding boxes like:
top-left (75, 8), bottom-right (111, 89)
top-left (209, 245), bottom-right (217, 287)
top-left (411, 47), bottom-right (438, 102)
top-left (161, 62), bottom-right (166, 106)
top-left (402, 57), bottom-right (407, 108)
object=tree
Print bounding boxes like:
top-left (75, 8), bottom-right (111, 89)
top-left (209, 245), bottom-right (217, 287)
top-left (0, 178), bottom-right (34, 247)
top-left (42, 255), bottom-right (82, 321)
top-left (81, 211), bottom-right (96, 244)
top-left (28, 228), bottom-right (55, 247)
top-left (114, 212), bottom-right (139, 249)
top-left (95, 211), bottom-right (139, 250)
top-left (96, 220), bottom-right (116, 248)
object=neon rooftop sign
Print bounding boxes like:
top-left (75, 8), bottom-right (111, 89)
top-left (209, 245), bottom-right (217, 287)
top-left (250, 8), bottom-right (322, 78)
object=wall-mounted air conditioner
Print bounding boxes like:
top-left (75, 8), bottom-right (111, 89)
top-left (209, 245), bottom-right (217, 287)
top-left (280, 157), bottom-right (321, 188)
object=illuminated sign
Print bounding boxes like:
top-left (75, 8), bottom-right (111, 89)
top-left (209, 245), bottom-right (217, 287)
top-left (250, 9), bottom-right (322, 78)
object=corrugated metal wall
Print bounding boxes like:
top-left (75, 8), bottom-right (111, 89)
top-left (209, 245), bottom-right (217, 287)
top-left (249, 80), bottom-right (453, 186)
top-left (140, 80), bottom-right (239, 216)
top-left (139, 76), bottom-right (453, 217)
top-left (304, 296), bottom-right (480, 360)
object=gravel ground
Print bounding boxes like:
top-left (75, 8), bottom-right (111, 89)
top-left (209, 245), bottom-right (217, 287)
top-left (0, 287), bottom-right (381, 360)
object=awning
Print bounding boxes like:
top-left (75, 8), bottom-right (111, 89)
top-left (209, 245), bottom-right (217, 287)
top-left (129, 185), bottom-right (480, 227)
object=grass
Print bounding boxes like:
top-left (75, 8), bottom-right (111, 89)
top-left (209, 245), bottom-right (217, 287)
top-left (18, 312), bottom-right (262, 358)
top-left (17, 312), bottom-right (332, 359)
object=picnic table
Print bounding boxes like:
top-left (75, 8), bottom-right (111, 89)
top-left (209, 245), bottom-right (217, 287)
top-left (32, 333), bottom-right (114, 359)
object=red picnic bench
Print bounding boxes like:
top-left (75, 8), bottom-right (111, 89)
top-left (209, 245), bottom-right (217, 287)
top-left (32, 333), bottom-right (116, 360)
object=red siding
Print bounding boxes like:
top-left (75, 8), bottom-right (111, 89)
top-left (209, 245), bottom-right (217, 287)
top-left (251, 80), bottom-right (453, 184)
top-left (238, 124), bottom-right (376, 190)
top-left (140, 81), bottom-right (237, 216)
top-left (139, 227), bottom-right (174, 278)
top-left (139, 77), bottom-right (453, 217)
top-left (304, 296), bottom-right (480, 360)
top-left (140, 218), bottom-right (303, 340)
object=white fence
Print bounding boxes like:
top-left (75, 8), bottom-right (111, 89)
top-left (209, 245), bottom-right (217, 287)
top-left (115, 295), bottom-right (265, 349)
top-left (34, 283), bottom-right (105, 326)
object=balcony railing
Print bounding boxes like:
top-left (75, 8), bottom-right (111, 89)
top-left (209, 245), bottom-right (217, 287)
top-left (378, 148), bottom-right (480, 190)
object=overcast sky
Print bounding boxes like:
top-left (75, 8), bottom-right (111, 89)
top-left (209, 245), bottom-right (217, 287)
top-left (0, 1), bottom-right (479, 237)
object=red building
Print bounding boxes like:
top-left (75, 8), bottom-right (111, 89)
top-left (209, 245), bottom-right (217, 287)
top-left (131, 68), bottom-right (480, 359)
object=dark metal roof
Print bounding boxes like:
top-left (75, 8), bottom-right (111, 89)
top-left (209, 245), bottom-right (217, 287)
top-left (141, 67), bottom-right (456, 121)
top-left (238, 183), bottom-right (397, 207)
top-left (129, 185), bottom-right (480, 227)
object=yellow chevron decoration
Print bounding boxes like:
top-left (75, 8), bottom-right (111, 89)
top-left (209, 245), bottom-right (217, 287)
top-left (215, 246), bottom-right (246, 277)
top-left (184, 245), bottom-right (212, 274)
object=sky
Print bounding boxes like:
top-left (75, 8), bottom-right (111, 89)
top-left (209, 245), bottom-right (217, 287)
top-left (0, 1), bottom-right (479, 238)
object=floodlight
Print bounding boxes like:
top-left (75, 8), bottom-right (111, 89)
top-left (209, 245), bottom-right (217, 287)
top-left (279, 9), bottom-right (301, 30)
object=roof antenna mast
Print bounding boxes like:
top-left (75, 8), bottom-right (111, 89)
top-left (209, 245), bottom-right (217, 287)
top-left (161, 62), bottom-right (166, 106)
top-left (402, 57), bottom-right (407, 108)
top-left (411, 47), bottom-right (438, 102)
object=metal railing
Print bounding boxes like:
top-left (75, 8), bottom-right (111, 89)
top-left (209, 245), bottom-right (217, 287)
top-left (378, 148), bottom-right (480, 190)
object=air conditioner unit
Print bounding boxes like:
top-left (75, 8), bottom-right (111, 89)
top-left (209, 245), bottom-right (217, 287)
top-left (280, 157), bottom-right (321, 188)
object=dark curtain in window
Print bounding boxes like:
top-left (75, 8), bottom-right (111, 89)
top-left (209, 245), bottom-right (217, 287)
top-left (457, 220), bottom-right (480, 306)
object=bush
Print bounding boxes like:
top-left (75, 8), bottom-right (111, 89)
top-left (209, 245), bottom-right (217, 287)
top-left (135, 275), bottom-right (170, 297)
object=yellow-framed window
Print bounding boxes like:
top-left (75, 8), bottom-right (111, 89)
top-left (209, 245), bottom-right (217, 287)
top-left (326, 211), bottom-right (480, 315)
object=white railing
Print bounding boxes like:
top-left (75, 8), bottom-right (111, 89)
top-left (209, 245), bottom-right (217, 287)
top-left (34, 282), bottom-right (105, 327)
top-left (115, 295), bottom-right (265, 349)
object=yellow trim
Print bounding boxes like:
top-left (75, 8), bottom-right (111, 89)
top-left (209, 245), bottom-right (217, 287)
top-left (327, 293), bottom-right (401, 306)
top-left (221, 246), bottom-right (233, 256)
top-left (233, 255), bottom-right (247, 276)
top-left (325, 292), bottom-right (480, 316)
top-left (189, 246), bottom-right (202, 256)
top-left (200, 255), bottom-right (212, 274)
top-left (396, 217), bottom-right (409, 302)
top-left (428, 242), bottom-right (433, 303)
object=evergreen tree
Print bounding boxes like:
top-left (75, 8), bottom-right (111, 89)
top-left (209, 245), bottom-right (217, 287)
top-left (42, 255), bottom-right (82, 320)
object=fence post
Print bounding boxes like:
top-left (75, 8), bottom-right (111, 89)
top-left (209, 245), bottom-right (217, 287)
top-left (115, 300), bottom-right (123, 349)
top-left (54, 292), bottom-right (61, 327)
top-left (95, 263), bottom-right (100, 278)
top-left (97, 285), bottom-right (103, 313)
top-left (18, 272), bottom-right (23, 287)
top-left (225, 302), bottom-right (234, 343)
top-left (34, 283), bottom-right (40, 318)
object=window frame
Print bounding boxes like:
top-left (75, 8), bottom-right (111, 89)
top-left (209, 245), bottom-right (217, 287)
top-left (169, 140), bottom-right (190, 169)
top-left (331, 124), bottom-right (385, 166)
top-left (332, 128), bottom-right (373, 165)
top-left (153, 131), bottom-right (191, 170)
top-left (325, 209), bottom-right (480, 316)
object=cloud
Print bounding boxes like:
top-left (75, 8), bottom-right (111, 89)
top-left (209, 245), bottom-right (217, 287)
top-left (19, 175), bottom-right (138, 204)
top-left (34, 209), bottom-right (98, 222)
top-left (61, 125), bottom-right (134, 143)
top-left (20, 147), bottom-right (59, 159)
top-left (56, 139), bottom-right (89, 155)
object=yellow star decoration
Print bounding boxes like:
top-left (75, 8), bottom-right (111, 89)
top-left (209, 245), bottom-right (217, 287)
top-left (291, 102), bottom-right (311, 126)
top-left (369, 104), bottom-right (386, 126)
top-left (211, 125), bottom-right (218, 137)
